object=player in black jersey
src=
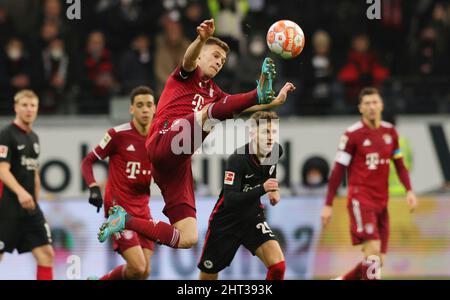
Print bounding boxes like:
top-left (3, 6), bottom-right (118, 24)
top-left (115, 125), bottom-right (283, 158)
top-left (198, 111), bottom-right (286, 280)
top-left (0, 90), bottom-right (54, 280)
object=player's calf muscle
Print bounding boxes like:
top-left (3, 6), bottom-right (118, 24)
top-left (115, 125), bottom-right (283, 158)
top-left (199, 272), bottom-right (218, 280)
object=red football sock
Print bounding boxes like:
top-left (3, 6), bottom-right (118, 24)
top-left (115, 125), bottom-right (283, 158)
top-left (342, 262), bottom-right (363, 280)
top-left (125, 217), bottom-right (180, 248)
top-left (266, 261), bottom-right (285, 280)
top-left (208, 90), bottom-right (258, 121)
top-left (100, 265), bottom-right (125, 280)
top-left (37, 265), bottom-right (53, 280)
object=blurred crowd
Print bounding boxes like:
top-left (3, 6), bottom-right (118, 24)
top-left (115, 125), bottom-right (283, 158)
top-left (0, 0), bottom-right (449, 115)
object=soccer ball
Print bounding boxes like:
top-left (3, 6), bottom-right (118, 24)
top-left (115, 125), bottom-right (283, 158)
top-left (266, 20), bottom-right (305, 59)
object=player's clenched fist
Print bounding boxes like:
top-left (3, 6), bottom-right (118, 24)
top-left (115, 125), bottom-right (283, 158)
top-left (263, 178), bottom-right (279, 192)
top-left (197, 19), bottom-right (215, 41)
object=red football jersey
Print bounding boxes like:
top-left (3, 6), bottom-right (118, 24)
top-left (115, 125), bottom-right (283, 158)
top-left (335, 120), bottom-right (402, 210)
top-left (150, 66), bottom-right (227, 134)
top-left (93, 122), bottom-right (152, 218)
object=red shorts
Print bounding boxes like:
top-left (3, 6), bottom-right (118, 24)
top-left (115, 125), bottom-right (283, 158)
top-left (147, 113), bottom-right (208, 224)
top-left (347, 198), bottom-right (390, 254)
top-left (112, 229), bottom-right (154, 253)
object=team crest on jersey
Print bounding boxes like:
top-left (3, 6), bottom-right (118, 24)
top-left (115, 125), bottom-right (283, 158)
top-left (365, 223), bottom-right (374, 234)
top-left (338, 135), bottom-right (349, 150)
top-left (99, 132), bottom-right (112, 149)
top-left (203, 260), bottom-right (213, 269)
top-left (269, 165), bottom-right (275, 175)
top-left (33, 143), bottom-right (40, 154)
top-left (0, 145), bottom-right (8, 158)
top-left (224, 171), bottom-right (235, 185)
top-left (383, 134), bottom-right (392, 145)
top-left (121, 230), bottom-right (134, 240)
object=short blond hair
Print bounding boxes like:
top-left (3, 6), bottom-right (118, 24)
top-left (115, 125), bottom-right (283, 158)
top-left (250, 111), bottom-right (279, 127)
top-left (14, 89), bottom-right (39, 104)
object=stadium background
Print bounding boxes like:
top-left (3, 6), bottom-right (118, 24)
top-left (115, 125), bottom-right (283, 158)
top-left (0, 0), bottom-right (449, 279)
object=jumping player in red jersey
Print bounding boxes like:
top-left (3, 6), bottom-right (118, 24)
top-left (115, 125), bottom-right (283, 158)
top-left (97, 19), bottom-right (295, 250)
top-left (321, 87), bottom-right (418, 280)
top-left (81, 86), bottom-right (156, 280)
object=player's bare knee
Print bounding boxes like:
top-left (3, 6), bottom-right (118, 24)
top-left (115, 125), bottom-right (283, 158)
top-left (39, 247), bottom-right (55, 265)
top-left (0, 253), bottom-right (3, 263)
top-left (177, 227), bottom-right (198, 248)
top-left (178, 235), bottom-right (198, 249)
top-left (363, 241), bottom-right (381, 256)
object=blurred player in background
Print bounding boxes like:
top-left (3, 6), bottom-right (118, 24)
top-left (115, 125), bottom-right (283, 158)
top-left (198, 111), bottom-right (285, 280)
top-left (321, 87), bottom-right (418, 280)
top-left (81, 86), bottom-right (156, 280)
top-left (98, 19), bottom-right (295, 251)
top-left (0, 90), bottom-right (54, 280)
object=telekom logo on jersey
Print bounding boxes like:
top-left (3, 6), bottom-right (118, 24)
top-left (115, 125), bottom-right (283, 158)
top-left (365, 152), bottom-right (390, 170)
top-left (125, 161), bottom-right (150, 179)
top-left (366, 153), bottom-right (379, 170)
top-left (192, 94), bottom-right (205, 112)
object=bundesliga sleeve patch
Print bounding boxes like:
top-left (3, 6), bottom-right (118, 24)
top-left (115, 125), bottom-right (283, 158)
top-left (99, 132), bottom-right (112, 149)
top-left (0, 145), bottom-right (8, 158)
top-left (338, 135), bottom-right (349, 150)
top-left (224, 171), bottom-right (235, 185)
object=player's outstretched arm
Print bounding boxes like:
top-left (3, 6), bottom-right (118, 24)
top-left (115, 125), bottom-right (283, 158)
top-left (243, 82), bottom-right (296, 113)
top-left (182, 19), bottom-right (215, 72)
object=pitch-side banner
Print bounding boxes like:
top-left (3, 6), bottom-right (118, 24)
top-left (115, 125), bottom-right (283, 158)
top-left (0, 197), bottom-right (323, 280)
top-left (2, 196), bottom-right (449, 279)
top-left (0, 116), bottom-right (448, 198)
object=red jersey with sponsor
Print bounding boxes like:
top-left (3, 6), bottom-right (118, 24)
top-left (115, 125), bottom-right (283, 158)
top-left (93, 122), bottom-right (152, 218)
top-left (150, 66), bottom-right (227, 134)
top-left (335, 120), bottom-right (402, 210)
